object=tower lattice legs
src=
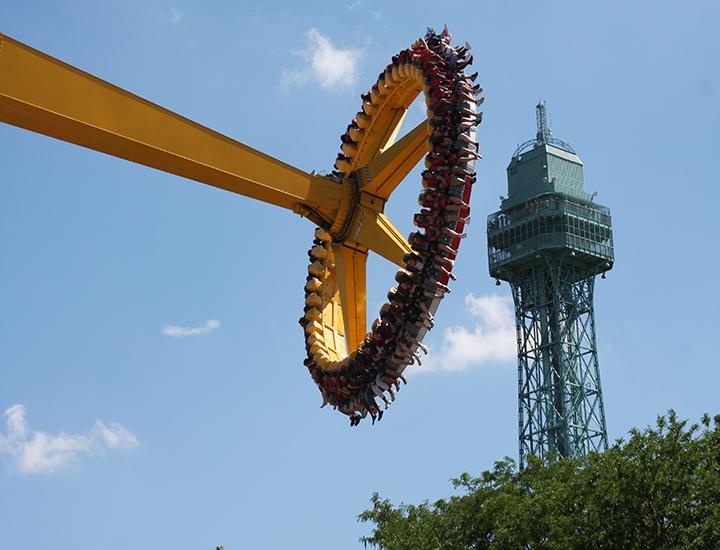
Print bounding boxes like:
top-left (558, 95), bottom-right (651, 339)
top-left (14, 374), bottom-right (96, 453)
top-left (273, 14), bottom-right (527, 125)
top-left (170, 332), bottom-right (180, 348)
top-left (512, 260), bottom-right (608, 468)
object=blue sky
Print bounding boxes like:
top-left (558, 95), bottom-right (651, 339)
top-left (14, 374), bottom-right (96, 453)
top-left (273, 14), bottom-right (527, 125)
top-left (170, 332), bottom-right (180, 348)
top-left (1, 1), bottom-right (718, 549)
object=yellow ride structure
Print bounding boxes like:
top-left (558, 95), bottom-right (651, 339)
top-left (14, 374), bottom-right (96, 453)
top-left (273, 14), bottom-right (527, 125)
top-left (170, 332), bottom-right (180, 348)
top-left (0, 27), bottom-right (482, 425)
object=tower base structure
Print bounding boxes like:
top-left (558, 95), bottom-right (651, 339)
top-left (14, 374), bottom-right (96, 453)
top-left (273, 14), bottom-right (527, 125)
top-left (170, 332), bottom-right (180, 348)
top-left (510, 257), bottom-right (608, 465)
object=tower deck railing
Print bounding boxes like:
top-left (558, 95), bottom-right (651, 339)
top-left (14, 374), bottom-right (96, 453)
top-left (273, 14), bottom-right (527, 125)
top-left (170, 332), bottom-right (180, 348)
top-left (488, 232), bottom-right (613, 271)
top-left (487, 194), bottom-right (614, 275)
top-left (488, 194), bottom-right (611, 231)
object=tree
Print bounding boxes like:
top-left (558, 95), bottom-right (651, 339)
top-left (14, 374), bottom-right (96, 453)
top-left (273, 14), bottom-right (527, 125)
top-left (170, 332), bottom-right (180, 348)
top-left (359, 411), bottom-right (720, 549)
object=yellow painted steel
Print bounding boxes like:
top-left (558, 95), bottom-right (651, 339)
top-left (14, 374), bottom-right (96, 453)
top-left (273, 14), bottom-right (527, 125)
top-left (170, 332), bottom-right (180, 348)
top-left (348, 86), bottom-right (421, 170)
top-left (0, 32), bottom-right (430, 364)
top-left (347, 210), bottom-right (411, 267)
top-left (0, 32), bottom-right (342, 223)
top-left (334, 244), bottom-right (368, 352)
top-left (302, 66), bottom-right (430, 366)
top-left (359, 120), bottom-right (427, 201)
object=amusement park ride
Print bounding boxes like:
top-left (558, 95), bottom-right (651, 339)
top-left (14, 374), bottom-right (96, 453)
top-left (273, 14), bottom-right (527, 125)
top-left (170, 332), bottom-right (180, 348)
top-left (0, 28), bottom-right (482, 426)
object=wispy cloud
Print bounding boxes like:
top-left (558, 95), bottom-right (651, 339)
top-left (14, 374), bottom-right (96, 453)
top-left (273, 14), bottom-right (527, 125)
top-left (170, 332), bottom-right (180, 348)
top-left (157, 6), bottom-right (183, 24)
top-left (421, 294), bottom-right (516, 372)
top-left (161, 319), bottom-right (220, 338)
top-left (0, 405), bottom-right (138, 475)
top-left (281, 29), bottom-right (361, 93)
top-left (346, 1), bottom-right (381, 19)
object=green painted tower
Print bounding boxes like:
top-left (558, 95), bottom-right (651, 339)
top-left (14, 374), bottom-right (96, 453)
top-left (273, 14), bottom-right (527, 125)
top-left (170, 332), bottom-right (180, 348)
top-left (487, 103), bottom-right (613, 467)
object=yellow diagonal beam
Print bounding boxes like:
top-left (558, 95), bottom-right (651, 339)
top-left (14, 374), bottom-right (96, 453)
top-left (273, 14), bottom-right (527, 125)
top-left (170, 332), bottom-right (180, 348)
top-left (333, 243), bottom-right (368, 352)
top-left (0, 33), bottom-right (342, 221)
top-left (358, 120), bottom-right (427, 201)
top-left (376, 108), bottom-right (408, 156)
top-left (348, 207), bottom-right (411, 268)
top-left (351, 83), bottom-right (421, 169)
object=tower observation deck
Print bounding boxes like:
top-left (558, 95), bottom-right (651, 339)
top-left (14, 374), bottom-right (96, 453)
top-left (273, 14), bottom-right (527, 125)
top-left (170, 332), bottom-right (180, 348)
top-left (487, 102), bottom-right (613, 467)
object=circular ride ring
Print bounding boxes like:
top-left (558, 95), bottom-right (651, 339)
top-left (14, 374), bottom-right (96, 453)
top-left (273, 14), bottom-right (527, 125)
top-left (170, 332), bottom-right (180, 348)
top-left (300, 28), bottom-right (482, 426)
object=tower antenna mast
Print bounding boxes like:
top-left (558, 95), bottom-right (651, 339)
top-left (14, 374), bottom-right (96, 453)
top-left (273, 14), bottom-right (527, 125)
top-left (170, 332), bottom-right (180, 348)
top-left (536, 101), bottom-right (551, 143)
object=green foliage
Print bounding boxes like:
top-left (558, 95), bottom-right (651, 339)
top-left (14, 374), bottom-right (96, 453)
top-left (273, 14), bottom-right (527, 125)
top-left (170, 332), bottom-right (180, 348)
top-left (359, 411), bottom-right (720, 550)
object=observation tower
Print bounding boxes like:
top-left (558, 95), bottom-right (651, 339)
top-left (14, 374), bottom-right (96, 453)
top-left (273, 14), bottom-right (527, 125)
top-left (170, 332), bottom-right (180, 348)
top-left (487, 103), bottom-right (613, 467)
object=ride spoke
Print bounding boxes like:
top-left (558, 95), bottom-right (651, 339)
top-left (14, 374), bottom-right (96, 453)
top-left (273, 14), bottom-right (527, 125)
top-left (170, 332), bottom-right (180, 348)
top-left (352, 210), bottom-right (411, 267)
top-left (375, 108), bottom-right (408, 157)
top-left (350, 83), bottom-right (422, 169)
top-left (358, 119), bottom-right (427, 200)
top-left (332, 244), bottom-right (368, 352)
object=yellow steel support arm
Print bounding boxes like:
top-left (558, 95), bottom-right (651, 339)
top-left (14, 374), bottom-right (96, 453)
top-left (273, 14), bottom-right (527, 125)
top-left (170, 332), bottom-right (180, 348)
top-left (347, 206), bottom-right (411, 267)
top-left (0, 32), bottom-right (342, 223)
top-left (358, 120), bottom-right (427, 201)
top-left (345, 120), bottom-right (426, 266)
top-left (350, 84), bottom-right (421, 169)
top-left (333, 243), bottom-right (368, 352)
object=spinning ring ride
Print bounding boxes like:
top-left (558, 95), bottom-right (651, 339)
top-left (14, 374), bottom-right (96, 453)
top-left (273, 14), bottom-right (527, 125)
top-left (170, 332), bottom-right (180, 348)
top-left (0, 27), bottom-right (483, 425)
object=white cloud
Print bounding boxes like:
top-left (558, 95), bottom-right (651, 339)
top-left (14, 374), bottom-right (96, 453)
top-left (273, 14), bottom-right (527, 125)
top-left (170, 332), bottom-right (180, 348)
top-left (421, 294), bottom-right (516, 373)
top-left (281, 29), bottom-right (361, 93)
top-left (0, 405), bottom-right (139, 475)
top-left (161, 319), bottom-right (220, 338)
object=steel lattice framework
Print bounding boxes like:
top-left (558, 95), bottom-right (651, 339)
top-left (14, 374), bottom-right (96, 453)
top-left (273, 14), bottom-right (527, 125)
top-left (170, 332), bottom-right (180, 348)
top-left (488, 103), bottom-right (613, 466)
top-left (512, 260), bottom-right (608, 463)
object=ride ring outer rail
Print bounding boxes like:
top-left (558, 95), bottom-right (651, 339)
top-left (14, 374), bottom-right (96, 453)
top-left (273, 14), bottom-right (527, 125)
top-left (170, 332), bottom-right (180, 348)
top-left (299, 28), bottom-right (483, 426)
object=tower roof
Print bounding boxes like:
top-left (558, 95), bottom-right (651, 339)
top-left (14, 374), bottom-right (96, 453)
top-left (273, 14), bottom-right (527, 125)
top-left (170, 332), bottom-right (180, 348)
top-left (502, 102), bottom-right (591, 210)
